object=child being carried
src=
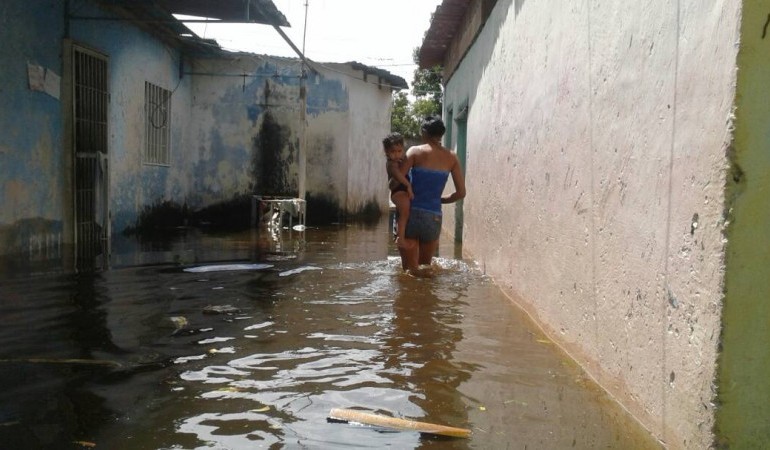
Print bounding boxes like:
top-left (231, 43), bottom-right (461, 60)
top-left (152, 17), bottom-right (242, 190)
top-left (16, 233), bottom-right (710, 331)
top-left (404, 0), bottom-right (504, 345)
top-left (382, 132), bottom-right (413, 249)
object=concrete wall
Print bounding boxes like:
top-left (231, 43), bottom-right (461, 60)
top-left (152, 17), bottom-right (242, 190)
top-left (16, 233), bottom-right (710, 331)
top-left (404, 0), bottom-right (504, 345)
top-left (0, 0), bottom-right (66, 261)
top-left (329, 63), bottom-right (394, 216)
top-left (715, 1), bottom-right (770, 447)
top-left (66, 3), bottom-right (195, 234)
top-left (187, 57), bottom-right (390, 224)
top-left (443, 0), bottom-right (740, 447)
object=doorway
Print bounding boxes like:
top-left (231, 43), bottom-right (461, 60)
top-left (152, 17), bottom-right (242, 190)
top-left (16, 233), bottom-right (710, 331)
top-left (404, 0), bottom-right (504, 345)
top-left (454, 106), bottom-right (468, 243)
top-left (71, 45), bottom-right (110, 270)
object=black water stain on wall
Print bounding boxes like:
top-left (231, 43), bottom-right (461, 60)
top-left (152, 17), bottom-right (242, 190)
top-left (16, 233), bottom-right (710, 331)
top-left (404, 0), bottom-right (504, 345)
top-left (194, 194), bottom-right (253, 232)
top-left (305, 193), bottom-right (342, 225)
top-left (252, 111), bottom-right (294, 196)
top-left (124, 195), bottom-right (254, 236)
top-left (124, 201), bottom-right (190, 236)
top-left (348, 198), bottom-right (383, 226)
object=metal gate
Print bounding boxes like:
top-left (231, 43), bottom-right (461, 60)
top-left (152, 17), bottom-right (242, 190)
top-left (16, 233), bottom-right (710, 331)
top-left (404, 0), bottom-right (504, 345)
top-left (72, 46), bottom-right (109, 270)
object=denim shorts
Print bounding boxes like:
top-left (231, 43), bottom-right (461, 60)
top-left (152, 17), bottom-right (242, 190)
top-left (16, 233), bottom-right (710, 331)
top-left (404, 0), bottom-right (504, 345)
top-left (404, 208), bottom-right (442, 242)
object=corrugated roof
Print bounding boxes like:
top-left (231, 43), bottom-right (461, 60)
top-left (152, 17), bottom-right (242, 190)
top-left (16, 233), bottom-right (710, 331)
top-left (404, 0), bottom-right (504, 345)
top-left (347, 62), bottom-right (408, 90)
top-left (418, 0), bottom-right (471, 69)
top-left (156, 0), bottom-right (289, 26)
top-left (91, 0), bottom-right (289, 56)
top-left (98, 0), bottom-right (289, 26)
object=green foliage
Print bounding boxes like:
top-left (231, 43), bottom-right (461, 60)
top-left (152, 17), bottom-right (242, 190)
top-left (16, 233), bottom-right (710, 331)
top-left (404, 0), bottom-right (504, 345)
top-left (412, 98), bottom-right (440, 120)
top-left (389, 48), bottom-right (443, 139)
top-left (391, 91), bottom-right (419, 138)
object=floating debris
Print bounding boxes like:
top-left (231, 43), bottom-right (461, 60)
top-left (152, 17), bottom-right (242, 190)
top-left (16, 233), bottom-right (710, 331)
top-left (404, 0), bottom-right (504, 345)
top-left (173, 354), bottom-right (208, 364)
top-left (278, 266), bottom-right (322, 277)
top-left (327, 408), bottom-right (471, 438)
top-left (184, 263), bottom-right (273, 273)
top-left (197, 337), bottom-right (236, 345)
top-left (208, 347), bottom-right (236, 354)
top-left (243, 321), bottom-right (274, 331)
top-left (203, 305), bottom-right (241, 315)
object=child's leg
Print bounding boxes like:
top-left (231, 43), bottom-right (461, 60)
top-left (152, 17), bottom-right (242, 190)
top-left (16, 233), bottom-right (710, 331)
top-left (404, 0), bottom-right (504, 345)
top-left (391, 191), bottom-right (410, 246)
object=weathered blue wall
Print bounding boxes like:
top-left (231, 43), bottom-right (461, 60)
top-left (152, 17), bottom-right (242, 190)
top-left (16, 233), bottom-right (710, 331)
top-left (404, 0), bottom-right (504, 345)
top-left (0, 0), bottom-right (66, 261)
top-left (0, 0), bottom-right (393, 262)
top-left (67, 2), bottom-right (193, 235)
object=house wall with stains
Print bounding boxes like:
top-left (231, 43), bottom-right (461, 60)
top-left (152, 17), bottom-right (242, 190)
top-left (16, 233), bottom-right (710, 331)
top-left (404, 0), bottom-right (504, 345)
top-left (0, 0), bottom-right (393, 261)
top-left (0, 0), bottom-right (67, 263)
top-left (0, 0), bottom-right (197, 257)
top-left (71, 9), bottom-right (192, 234)
top-left (442, 0), bottom-right (739, 447)
top-left (323, 63), bottom-right (393, 217)
top-left (65, 4), bottom-right (195, 236)
top-left (186, 56), bottom-right (390, 225)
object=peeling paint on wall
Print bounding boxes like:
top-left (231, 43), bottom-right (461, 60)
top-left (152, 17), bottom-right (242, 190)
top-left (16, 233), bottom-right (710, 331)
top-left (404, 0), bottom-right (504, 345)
top-left (1, 2), bottom-right (394, 257)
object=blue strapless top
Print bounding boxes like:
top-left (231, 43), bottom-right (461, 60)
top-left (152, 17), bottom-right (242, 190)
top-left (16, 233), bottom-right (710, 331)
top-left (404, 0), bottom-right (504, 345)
top-left (409, 167), bottom-right (449, 214)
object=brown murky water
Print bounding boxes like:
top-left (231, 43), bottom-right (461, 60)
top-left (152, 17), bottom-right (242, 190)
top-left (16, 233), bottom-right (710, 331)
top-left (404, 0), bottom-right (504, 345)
top-left (0, 218), bottom-right (661, 449)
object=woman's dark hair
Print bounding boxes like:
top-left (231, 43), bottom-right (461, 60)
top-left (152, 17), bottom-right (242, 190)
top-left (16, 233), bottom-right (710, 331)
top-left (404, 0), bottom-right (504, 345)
top-left (420, 115), bottom-right (446, 138)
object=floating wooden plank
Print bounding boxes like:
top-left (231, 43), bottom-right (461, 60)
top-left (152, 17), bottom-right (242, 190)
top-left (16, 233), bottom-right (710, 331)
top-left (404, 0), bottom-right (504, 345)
top-left (328, 408), bottom-right (471, 438)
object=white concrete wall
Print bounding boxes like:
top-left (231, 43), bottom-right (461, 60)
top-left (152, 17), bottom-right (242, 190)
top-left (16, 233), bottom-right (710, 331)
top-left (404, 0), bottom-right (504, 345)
top-left (334, 64), bottom-right (393, 215)
top-left (444, 0), bottom-right (740, 447)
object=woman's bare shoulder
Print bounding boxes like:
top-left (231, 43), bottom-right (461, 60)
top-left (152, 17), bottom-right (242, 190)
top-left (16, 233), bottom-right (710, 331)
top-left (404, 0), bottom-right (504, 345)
top-left (406, 144), bottom-right (430, 154)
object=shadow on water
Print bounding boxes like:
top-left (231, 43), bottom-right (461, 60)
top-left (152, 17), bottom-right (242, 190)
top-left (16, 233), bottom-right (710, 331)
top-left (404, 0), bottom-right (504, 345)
top-left (0, 218), bottom-right (662, 449)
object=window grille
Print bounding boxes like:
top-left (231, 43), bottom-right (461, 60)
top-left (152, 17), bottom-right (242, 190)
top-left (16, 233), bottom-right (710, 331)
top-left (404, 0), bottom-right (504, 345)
top-left (144, 82), bottom-right (171, 165)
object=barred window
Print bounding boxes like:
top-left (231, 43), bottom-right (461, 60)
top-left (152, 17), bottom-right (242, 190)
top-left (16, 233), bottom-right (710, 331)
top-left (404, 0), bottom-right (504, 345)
top-left (144, 82), bottom-right (171, 165)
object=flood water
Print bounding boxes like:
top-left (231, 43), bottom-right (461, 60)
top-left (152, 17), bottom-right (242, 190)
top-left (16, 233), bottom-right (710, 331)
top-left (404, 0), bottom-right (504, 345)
top-left (0, 217), bottom-right (661, 449)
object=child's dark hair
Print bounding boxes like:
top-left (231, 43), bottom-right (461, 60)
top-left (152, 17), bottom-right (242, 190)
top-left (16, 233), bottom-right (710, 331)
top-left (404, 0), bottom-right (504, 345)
top-left (382, 132), bottom-right (404, 152)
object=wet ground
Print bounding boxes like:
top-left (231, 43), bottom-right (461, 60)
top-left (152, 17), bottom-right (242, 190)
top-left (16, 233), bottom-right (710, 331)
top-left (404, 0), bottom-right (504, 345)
top-left (0, 217), bottom-right (662, 449)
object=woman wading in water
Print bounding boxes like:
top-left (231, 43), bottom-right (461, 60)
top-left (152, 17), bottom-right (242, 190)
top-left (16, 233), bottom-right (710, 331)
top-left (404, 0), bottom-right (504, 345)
top-left (397, 116), bottom-right (466, 276)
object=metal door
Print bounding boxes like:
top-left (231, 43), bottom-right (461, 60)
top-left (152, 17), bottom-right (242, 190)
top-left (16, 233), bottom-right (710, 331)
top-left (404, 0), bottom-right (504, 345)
top-left (72, 46), bottom-right (109, 270)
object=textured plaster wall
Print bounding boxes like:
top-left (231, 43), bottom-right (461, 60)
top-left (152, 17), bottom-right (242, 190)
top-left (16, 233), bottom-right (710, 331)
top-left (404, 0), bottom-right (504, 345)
top-left (66, 2), bottom-right (194, 234)
top-left (715, 1), bottom-right (770, 447)
top-left (0, 0), bottom-right (66, 257)
top-left (188, 56), bottom-right (389, 223)
top-left (304, 66), bottom-right (351, 215)
top-left (447, 0), bottom-right (739, 447)
top-left (188, 56), bottom-right (304, 207)
top-left (326, 64), bottom-right (392, 215)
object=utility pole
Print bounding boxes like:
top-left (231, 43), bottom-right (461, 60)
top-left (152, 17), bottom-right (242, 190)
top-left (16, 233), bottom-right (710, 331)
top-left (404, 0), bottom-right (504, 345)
top-left (298, 0), bottom-right (309, 200)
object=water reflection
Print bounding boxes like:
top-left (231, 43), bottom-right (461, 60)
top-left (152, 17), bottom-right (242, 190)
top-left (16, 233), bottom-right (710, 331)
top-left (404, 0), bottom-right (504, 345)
top-left (0, 219), bottom-right (661, 449)
top-left (380, 275), bottom-right (476, 447)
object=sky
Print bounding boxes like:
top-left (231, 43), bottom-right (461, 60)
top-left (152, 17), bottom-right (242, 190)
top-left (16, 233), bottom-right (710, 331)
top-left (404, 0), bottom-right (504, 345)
top-left (180, 0), bottom-right (444, 89)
